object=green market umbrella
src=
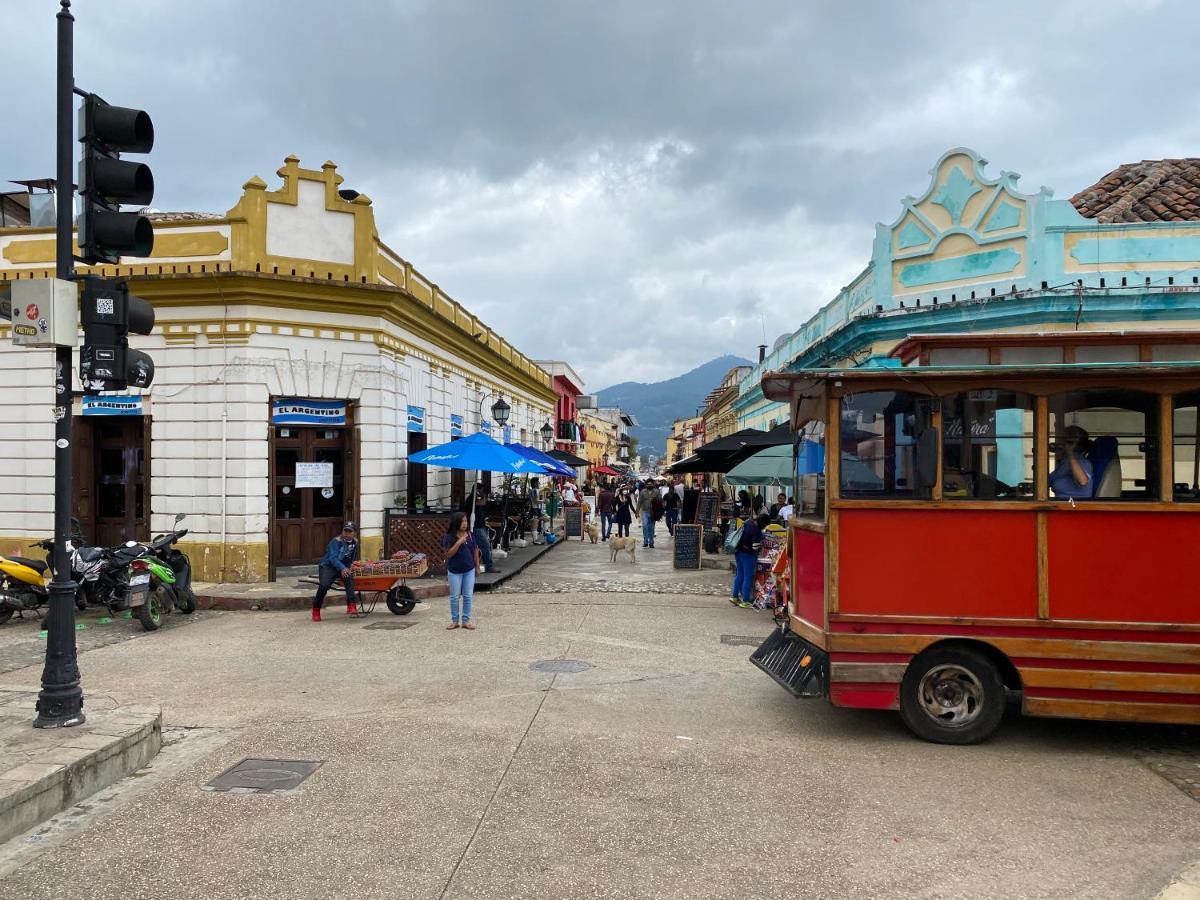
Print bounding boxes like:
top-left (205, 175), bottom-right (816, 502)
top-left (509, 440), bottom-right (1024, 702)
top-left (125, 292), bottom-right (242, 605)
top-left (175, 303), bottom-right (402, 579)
top-left (723, 444), bottom-right (792, 487)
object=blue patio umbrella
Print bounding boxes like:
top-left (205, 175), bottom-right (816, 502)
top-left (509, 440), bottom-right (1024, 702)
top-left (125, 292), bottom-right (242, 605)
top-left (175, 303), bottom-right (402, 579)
top-left (408, 431), bottom-right (532, 473)
top-left (506, 443), bottom-right (574, 477)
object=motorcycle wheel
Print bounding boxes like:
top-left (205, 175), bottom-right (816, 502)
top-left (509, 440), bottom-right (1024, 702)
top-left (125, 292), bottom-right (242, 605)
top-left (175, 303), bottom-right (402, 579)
top-left (0, 608), bottom-right (12, 626)
top-left (386, 584), bottom-right (417, 616)
top-left (174, 587), bottom-right (197, 614)
top-left (136, 586), bottom-right (165, 631)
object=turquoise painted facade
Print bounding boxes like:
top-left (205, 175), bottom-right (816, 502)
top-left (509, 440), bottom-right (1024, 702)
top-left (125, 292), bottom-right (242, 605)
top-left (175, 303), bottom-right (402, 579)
top-left (737, 147), bottom-right (1200, 430)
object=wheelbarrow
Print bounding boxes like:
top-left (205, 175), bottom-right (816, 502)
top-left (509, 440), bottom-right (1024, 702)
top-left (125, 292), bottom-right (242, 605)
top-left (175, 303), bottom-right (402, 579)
top-left (347, 557), bottom-right (428, 617)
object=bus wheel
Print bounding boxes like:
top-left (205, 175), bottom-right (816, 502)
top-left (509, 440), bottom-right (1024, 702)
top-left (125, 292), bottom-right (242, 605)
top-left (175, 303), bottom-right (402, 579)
top-left (900, 647), bottom-right (1004, 745)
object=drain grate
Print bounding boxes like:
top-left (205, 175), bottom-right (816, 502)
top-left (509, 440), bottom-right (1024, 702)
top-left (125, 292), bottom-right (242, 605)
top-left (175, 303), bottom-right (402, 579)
top-left (530, 659), bottom-right (592, 674)
top-left (364, 621), bottom-right (416, 630)
top-left (202, 758), bottom-right (322, 793)
top-left (720, 635), bottom-right (763, 647)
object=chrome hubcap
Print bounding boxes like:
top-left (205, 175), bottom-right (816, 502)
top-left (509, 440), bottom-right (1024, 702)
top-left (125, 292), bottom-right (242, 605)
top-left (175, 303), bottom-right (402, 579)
top-left (917, 664), bottom-right (983, 727)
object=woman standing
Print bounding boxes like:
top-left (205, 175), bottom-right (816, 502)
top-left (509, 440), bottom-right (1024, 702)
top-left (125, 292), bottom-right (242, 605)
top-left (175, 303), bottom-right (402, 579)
top-left (612, 486), bottom-right (634, 538)
top-left (441, 512), bottom-right (480, 630)
top-left (731, 513), bottom-right (769, 609)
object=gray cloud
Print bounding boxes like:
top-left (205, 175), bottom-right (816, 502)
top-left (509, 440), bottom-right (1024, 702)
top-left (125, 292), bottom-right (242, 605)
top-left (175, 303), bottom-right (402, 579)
top-left (5, 0), bottom-right (1197, 387)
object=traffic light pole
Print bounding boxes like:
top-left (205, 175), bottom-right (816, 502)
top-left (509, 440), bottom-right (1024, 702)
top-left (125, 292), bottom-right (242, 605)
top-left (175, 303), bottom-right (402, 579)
top-left (35, 0), bottom-right (84, 729)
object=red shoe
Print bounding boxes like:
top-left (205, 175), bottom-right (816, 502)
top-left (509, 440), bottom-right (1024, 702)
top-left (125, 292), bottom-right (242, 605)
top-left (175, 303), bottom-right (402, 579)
top-left (346, 601), bottom-right (358, 616)
top-left (311, 608), bottom-right (322, 622)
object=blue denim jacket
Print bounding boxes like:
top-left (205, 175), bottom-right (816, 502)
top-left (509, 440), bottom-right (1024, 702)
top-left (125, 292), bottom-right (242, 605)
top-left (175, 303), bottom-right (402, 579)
top-left (320, 537), bottom-right (359, 570)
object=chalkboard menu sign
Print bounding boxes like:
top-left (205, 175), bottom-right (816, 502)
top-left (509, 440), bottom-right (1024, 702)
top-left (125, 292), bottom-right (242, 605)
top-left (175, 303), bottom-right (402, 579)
top-left (695, 493), bottom-right (718, 528)
top-left (564, 505), bottom-right (583, 538)
top-left (673, 524), bottom-right (701, 569)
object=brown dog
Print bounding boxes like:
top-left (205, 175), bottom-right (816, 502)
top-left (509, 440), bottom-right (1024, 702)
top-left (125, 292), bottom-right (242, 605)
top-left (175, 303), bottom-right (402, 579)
top-left (585, 521), bottom-right (600, 544)
top-left (608, 535), bottom-right (637, 564)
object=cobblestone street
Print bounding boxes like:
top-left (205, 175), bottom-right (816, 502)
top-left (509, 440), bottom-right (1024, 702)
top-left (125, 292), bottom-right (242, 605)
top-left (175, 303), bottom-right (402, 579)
top-left (496, 525), bottom-right (734, 596)
top-left (0, 542), bottom-right (1198, 899)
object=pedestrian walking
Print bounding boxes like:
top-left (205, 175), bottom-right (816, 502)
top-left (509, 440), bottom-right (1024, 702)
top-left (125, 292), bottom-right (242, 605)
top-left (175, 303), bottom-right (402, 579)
top-left (637, 481), bottom-right (658, 548)
top-left (663, 486), bottom-right (681, 535)
top-left (312, 522), bottom-right (360, 621)
top-left (598, 483), bottom-right (615, 541)
top-left (613, 486), bottom-right (634, 537)
top-left (731, 513), bottom-right (768, 608)
top-left (441, 512), bottom-right (480, 630)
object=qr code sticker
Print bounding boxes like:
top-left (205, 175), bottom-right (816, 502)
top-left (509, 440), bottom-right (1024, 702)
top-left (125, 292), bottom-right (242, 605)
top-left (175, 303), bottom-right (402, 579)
top-left (96, 296), bottom-right (115, 315)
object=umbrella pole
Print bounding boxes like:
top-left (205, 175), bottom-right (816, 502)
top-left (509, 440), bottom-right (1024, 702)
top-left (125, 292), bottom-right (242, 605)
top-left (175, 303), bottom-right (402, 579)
top-left (500, 473), bottom-right (512, 551)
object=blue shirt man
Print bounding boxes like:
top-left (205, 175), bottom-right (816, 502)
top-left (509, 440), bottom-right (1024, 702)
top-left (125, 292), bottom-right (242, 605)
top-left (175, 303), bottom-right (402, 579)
top-left (312, 523), bottom-right (360, 620)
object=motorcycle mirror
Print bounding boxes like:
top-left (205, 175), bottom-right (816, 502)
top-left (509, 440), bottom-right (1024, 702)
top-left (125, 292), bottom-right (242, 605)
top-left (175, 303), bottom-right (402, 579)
top-left (125, 540), bottom-right (137, 547)
top-left (174, 513), bottom-right (186, 524)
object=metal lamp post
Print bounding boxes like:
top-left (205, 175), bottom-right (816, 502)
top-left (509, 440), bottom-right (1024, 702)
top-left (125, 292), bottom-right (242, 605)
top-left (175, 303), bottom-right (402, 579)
top-left (540, 420), bottom-right (553, 450)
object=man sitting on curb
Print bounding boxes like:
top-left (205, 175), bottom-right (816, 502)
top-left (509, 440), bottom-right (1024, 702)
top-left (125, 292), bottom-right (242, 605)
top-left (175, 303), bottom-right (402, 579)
top-left (312, 522), bottom-right (359, 621)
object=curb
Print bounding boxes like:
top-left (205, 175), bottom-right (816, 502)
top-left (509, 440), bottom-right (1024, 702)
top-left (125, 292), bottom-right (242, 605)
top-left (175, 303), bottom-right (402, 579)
top-left (0, 695), bottom-right (161, 846)
top-left (197, 582), bottom-right (449, 611)
top-left (1157, 862), bottom-right (1200, 899)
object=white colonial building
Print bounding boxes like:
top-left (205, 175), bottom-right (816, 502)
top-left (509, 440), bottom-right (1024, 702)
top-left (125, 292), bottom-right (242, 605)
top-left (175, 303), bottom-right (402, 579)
top-left (0, 156), bottom-right (557, 581)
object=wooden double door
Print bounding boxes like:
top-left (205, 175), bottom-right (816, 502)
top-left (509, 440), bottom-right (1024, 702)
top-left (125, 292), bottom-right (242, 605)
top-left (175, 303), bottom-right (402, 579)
top-left (73, 417), bottom-right (150, 547)
top-left (271, 425), bottom-right (358, 567)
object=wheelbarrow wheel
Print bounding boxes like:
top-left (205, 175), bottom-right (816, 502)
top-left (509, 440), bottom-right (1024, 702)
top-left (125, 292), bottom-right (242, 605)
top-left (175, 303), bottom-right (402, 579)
top-left (386, 584), bottom-right (417, 616)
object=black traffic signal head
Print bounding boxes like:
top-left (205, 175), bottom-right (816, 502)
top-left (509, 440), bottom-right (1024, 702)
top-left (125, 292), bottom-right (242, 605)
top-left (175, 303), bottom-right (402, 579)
top-left (80, 278), bottom-right (155, 391)
top-left (78, 94), bottom-right (155, 265)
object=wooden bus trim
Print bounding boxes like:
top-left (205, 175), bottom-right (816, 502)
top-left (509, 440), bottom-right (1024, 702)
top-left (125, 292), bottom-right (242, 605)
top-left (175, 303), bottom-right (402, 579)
top-left (828, 499), bottom-right (1200, 513)
top-left (1024, 697), bottom-right (1200, 725)
top-left (1021, 667), bottom-right (1200, 695)
top-left (829, 633), bottom-right (1200, 665)
top-left (787, 615), bottom-right (828, 649)
top-left (1036, 511), bottom-right (1049, 620)
top-left (1159, 393), bottom-right (1173, 502)
top-left (826, 395), bottom-right (841, 617)
top-left (829, 612), bottom-right (1200, 633)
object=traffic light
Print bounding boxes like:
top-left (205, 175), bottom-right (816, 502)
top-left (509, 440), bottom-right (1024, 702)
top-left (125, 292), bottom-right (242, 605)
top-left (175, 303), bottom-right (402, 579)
top-left (79, 278), bottom-right (154, 391)
top-left (77, 93), bottom-right (154, 265)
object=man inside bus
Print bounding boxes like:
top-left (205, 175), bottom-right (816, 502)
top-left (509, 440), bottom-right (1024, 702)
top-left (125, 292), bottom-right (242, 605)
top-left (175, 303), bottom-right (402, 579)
top-left (1050, 425), bottom-right (1094, 499)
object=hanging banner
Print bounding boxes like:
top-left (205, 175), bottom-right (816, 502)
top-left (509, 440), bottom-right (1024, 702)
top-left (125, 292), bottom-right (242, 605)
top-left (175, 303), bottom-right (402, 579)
top-left (503, 425), bottom-right (513, 445)
top-left (82, 395), bottom-right (142, 416)
top-left (480, 419), bottom-right (492, 435)
top-left (450, 414), bottom-right (463, 438)
top-left (407, 405), bottom-right (425, 433)
top-left (272, 398), bottom-right (346, 425)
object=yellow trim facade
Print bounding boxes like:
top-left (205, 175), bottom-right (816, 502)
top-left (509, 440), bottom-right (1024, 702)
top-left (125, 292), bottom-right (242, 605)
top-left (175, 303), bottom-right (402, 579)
top-left (0, 156), bottom-right (559, 583)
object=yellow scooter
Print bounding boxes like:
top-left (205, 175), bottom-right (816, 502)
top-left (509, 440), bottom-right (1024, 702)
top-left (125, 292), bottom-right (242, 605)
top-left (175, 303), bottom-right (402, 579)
top-left (0, 540), bottom-right (54, 626)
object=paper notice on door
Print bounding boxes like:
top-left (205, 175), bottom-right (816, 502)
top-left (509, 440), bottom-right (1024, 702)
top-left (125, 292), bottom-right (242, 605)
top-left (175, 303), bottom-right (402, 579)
top-left (295, 462), bottom-right (334, 489)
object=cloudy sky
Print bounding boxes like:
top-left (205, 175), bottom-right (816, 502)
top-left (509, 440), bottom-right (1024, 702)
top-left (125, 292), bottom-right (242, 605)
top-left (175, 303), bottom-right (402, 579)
top-left (6, 0), bottom-right (1197, 388)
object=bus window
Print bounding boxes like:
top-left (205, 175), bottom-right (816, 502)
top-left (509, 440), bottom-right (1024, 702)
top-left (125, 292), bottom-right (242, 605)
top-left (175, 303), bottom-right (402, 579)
top-left (942, 391), bottom-right (1035, 499)
top-left (1048, 389), bottom-right (1159, 500)
top-left (840, 391), bottom-right (936, 500)
top-left (1173, 391), bottom-right (1200, 501)
top-left (795, 420), bottom-right (826, 517)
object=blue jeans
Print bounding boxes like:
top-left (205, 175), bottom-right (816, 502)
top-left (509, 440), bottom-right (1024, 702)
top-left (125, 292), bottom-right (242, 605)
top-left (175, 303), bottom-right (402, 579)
top-left (600, 512), bottom-right (612, 540)
top-left (473, 527), bottom-right (494, 571)
top-left (641, 511), bottom-right (655, 546)
top-left (448, 568), bottom-right (476, 622)
top-left (732, 551), bottom-right (757, 602)
top-left (665, 508), bottom-right (679, 534)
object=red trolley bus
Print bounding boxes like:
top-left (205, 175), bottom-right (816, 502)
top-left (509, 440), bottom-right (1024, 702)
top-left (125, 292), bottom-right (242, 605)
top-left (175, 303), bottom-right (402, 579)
top-left (752, 349), bottom-right (1200, 743)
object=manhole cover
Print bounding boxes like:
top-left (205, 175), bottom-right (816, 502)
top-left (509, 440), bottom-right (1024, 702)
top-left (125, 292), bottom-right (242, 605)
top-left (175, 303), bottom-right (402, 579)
top-left (364, 621), bottom-right (416, 630)
top-left (721, 635), bottom-right (765, 647)
top-left (530, 659), bottom-right (592, 674)
top-left (202, 758), bottom-right (322, 793)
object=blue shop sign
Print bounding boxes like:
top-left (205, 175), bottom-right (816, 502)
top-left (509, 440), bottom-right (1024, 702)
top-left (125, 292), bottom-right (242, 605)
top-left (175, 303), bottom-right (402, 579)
top-left (82, 395), bottom-right (142, 416)
top-left (407, 405), bottom-right (425, 433)
top-left (450, 414), bottom-right (463, 438)
top-left (272, 398), bottom-right (347, 425)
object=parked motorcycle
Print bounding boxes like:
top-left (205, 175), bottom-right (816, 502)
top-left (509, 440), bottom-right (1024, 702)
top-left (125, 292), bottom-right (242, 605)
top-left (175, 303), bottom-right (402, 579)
top-left (0, 541), bottom-right (53, 625)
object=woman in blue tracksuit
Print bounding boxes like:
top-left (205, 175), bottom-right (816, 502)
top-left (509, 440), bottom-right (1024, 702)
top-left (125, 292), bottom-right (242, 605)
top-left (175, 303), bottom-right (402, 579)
top-left (312, 522), bottom-right (360, 621)
top-left (731, 513), bottom-right (769, 609)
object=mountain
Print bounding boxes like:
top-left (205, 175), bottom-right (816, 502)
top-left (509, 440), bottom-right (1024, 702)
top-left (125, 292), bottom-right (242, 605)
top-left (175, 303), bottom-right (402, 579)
top-left (594, 355), bottom-right (753, 457)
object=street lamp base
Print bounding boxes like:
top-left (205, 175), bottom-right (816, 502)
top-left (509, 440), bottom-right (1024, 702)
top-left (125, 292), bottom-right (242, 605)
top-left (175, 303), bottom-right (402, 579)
top-left (33, 693), bottom-right (85, 729)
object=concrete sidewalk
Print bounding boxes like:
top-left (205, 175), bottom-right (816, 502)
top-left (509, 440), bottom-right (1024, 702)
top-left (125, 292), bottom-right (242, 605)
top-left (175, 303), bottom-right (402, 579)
top-left (194, 531), bottom-right (562, 608)
top-left (0, 688), bottom-right (160, 845)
